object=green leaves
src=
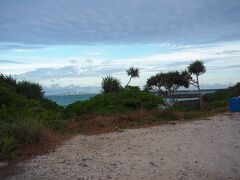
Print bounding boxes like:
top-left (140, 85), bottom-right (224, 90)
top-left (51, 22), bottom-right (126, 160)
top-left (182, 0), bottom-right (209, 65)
top-left (145, 71), bottom-right (191, 94)
top-left (16, 81), bottom-right (44, 100)
top-left (126, 67), bottom-right (140, 86)
top-left (126, 67), bottom-right (139, 78)
top-left (188, 60), bottom-right (206, 76)
top-left (102, 76), bottom-right (122, 93)
top-left (0, 137), bottom-right (17, 160)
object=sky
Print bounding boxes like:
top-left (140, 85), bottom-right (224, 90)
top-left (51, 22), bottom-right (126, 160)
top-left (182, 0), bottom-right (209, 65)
top-left (0, 0), bottom-right (240, 94)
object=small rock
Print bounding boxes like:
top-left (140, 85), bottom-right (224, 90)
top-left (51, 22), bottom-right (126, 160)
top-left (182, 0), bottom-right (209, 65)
top-left (149, 161), bottom-right (158, 167)
top-left (110, 163), bottom-right (117, 167)
top-left (59, 159), bottom-right (66, 163)
top-left (82, 164), bottom-right (88, 167)
top-left (106, 175), bottom-right (112, 179)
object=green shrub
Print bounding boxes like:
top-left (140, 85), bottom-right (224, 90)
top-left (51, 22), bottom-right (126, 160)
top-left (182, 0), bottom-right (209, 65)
top-left (204, 83), bottom-right (240, 102)
top-left (66, 87), bottom-right (164, 116)
top-left (205, 100), bottom-right (228, 109)
top-left (16, 120), bottom-right (42, 144)
top-left (156, 110), bottom-right (182, 121)
top-left (0, 120), bottom-right (42, 144)
top-left (0, 74), bottom-right (67, 160)
top-left (41, 98), bottom-right (64, 112)
top-left (0, 74), bottom-right (17, 88)
top-left (0, 74), bottom-right (45, 101)
top-left (39, 111), bottom-right (67, 131)
top-left (0, 137), bottom-right (17, 160)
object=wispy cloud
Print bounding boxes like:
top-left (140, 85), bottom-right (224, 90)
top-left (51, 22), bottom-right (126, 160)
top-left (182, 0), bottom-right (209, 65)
top-left (0, 59), bottom-right (22, 64)
top-left (0, 43), bottom-right (46, 51)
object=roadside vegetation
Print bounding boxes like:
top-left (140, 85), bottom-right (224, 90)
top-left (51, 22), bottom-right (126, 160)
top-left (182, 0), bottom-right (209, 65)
top-left (0, 74), bottom-right (67, 160)
top-left (0, 61), bottom-right (239, 160)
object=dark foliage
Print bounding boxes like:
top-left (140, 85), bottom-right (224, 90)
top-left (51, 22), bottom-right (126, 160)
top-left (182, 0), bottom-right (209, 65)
top-left (126, 67), bottom-right (140, 86)
top-left (102, 76), bottom-right (122, 93)
top-left (16, 81), bottom-right (44, 100)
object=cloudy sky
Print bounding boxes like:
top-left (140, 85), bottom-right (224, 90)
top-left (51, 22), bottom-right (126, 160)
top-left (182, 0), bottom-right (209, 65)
top-left (0, 0), bottom-right (240, 94)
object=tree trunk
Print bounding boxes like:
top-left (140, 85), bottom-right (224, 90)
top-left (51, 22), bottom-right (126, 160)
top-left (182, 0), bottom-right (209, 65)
top-left (197, 75), bottom-right (204, 110)
top-left (126, 77), bottom-right (132, 87)
top-left (175, 89), bottom-right (178, 103)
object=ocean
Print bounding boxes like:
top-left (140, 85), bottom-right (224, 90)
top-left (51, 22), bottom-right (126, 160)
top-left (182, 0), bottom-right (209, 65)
top-left (46, 94), bottom-right (98, 106)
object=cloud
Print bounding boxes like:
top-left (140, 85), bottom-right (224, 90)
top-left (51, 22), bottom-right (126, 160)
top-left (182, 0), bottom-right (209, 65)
top-left (0, 43), bottom-right (45, 51)
top-left (214, 50), bottom-right (240, 55)
top-left (17, 65), bottom-right (124, 81)
top-left (0, 0), bottom-right (240, 46)
top-left (9, 42), bottom-right (239, 90)
top-left (0, 59), bottom-right (22, 64)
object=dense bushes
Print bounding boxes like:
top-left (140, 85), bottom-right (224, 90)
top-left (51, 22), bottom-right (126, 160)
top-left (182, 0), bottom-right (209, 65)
top-left (66, 86), bottom-right (164, 116)
top-left (0, 117), bottom-right (43, 160)
top-left (0, 74), bottom-right (66, 160)
top-left (0, 73), bottom-right (44, 100)
top-left (16, 81), bottom-right (44, 100)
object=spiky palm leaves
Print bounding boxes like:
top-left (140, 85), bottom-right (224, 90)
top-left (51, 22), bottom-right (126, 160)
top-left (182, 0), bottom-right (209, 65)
top-left (102, 76), bottom-right (122, 93)
top-left (126, 67), bottom-right (139, 86)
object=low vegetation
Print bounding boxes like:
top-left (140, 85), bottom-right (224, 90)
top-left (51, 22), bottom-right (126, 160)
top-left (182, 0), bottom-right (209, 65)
top-left (204, 83), bottom-right (240, 102)
top-left (0, 74), bottom-right (66, 160)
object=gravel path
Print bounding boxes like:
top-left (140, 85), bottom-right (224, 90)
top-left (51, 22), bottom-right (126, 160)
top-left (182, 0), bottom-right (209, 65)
top-left (7, 113), bottom-right (240, 180)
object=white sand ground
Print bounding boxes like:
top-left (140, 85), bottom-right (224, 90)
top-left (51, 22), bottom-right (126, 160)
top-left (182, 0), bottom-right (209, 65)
top-left (7, 113), bottom-right (240, 180)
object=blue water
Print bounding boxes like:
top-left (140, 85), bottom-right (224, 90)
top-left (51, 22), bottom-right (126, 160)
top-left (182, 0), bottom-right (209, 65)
top-left (46, 94), bottom-right (98, 106)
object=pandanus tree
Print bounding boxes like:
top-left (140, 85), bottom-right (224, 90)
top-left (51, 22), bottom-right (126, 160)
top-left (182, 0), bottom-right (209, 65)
top-left (126, 67), bottom-right (139, 86)
top-left (101, 76), bottom-right (122, 93)
top-left (188, 60), bottom-right (206, 110)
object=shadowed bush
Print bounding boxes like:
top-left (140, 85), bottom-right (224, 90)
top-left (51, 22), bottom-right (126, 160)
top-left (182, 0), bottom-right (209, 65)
top-left (0, 137), bottom-right (17, 160)
top-left (16, 81), bottom-right (44, 100)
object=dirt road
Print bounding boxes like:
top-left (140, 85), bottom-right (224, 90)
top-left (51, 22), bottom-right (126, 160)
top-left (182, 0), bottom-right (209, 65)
top-left (6, 113), bottom-right (240, 179)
